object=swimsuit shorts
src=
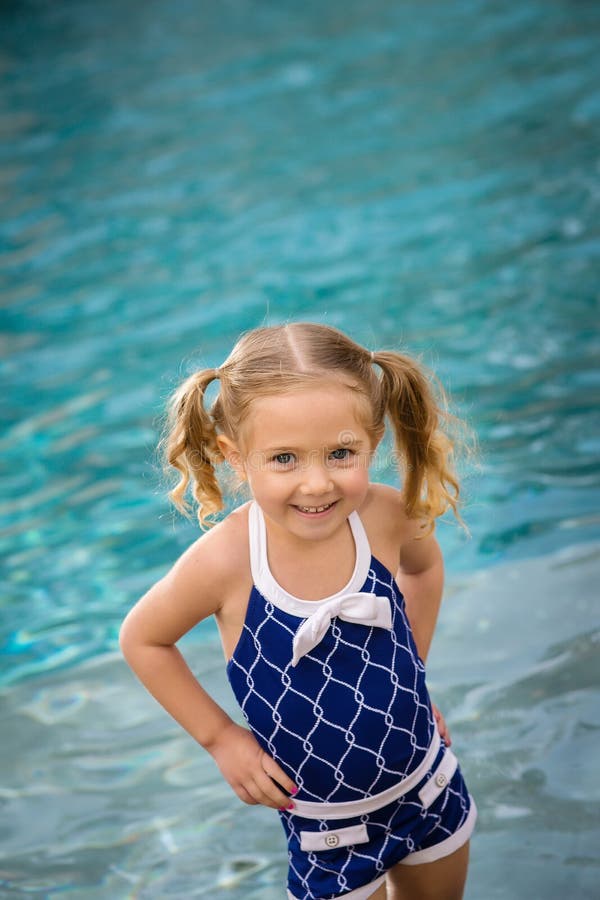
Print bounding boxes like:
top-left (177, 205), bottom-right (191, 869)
top-left (282, 732), bottom-right (476, 900)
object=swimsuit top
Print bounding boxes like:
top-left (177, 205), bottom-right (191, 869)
top-left (226, 502), bottom-right (435, 803)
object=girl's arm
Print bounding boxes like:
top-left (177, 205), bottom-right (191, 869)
top-left (366, 484), bottom-right (444, 661)
top-left (119, 525), bottom-right (297, 809)
top-left (395, 521), bottom-right (452, 745)
top-left (395, 526), bottom-right (444, 664)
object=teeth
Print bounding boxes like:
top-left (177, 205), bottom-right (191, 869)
top-left (298, 503), bottom-right (333, 513)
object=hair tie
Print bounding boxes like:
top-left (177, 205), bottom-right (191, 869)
top-left (370, 350), bottom-right (375, 363)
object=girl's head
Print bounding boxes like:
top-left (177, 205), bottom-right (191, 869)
top-left (163, 323), bottom-right (467, 532)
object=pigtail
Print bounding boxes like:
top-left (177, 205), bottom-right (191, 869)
top-left (373, 351), bottom-right (465, 534)
top-left (162, 368), bottom-right (224, 529)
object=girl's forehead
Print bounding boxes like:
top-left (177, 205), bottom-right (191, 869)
top-left (240, 384), bottom-right (373, 447)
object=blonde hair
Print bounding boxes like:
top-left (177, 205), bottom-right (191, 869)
top-left (162, 323), bottom-right (471, 532)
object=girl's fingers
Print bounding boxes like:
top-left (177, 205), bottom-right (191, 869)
top-left (220, 733), bottom-right (297, 809)
top-left (237, 784), bottom-right (259, 805)
top-left (432, 703), bottom-right (452, 746)
top-left (231, 767), bottom-right (290, 809)
top-left (240, 752), bottom-right (297, 810)
top-left (436, 715), bottom-right (452, 745)
top-left (256, 781), bottom-right (291, 809)
top-left (260, 752), bottom-right (297, 797)
top-left (254, 769), bottom-right (295, 809)
top-left (239, 774), bottom-right (287, 810)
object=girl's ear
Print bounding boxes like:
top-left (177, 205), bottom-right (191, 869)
top-left (216, 435), bottom-right (246, 479)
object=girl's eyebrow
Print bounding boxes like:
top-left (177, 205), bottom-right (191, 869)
top-left (258, 445), bottom-right (300, 456)
top-left (261, 438), bottom-right (366, 454)
top-left (262, 445), bottom-right (298, 452)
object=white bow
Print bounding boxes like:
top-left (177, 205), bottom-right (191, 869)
top-left (291, 592), bottom-right (393, 667)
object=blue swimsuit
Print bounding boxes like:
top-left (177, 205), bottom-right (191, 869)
top-left (227, 503), bottom-right (476, 900)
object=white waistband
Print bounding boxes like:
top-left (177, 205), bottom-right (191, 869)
top-left (290, 730), bottom-right (441, 821)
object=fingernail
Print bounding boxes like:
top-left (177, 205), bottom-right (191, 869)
top-left (278, 806), bottom-right (287, 811)
top-left (290, 787), bottom-right (298, 795)
top-left (287, 802), bottom-right (295, 810)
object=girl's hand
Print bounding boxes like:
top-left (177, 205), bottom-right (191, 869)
top-left (432, 703), bottom-right (452, 746)
top-left (207, 721), bottom-right (298, 810)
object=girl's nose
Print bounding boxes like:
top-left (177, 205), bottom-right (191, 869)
top-left (299, 463), bottom-right (334, 495)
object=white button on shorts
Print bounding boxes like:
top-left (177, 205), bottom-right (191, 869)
top-left (300, 823), bottom-right (369, 852)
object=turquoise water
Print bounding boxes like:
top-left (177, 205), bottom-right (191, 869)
top-left (1, 0), bottom-right (599, 896)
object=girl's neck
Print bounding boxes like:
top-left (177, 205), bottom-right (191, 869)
top-left (263, 517), bottom-right (357, 602)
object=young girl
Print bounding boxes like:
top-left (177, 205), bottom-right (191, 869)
top-left (120, 322), bottom-right (477, 900)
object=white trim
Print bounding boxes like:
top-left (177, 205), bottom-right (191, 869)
top-left (291, 731), bottom-right (441, 821)
top-left (418, 749), bottom-right (458, 809)
top-left (248, 501), bottom-right (372, 617)
top-left (300, 822), bottom-right (369, 852)
top-left (287, 872), bottom-right (386, 900)
top-left (399, 796), bottom-right (478, 866)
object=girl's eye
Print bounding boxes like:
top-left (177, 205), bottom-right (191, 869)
top-left (330, 448), bottom-right (352, 461)
top-left (273, 452), bottom-right (295, 466)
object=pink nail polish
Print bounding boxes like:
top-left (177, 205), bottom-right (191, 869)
top-left (287, 802), bottom-right (295, 810)
top-left (291, 787), bottom-right (298, 795)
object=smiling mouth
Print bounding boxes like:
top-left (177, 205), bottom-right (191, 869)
top-left (296, 502), bottom-right (336, 514)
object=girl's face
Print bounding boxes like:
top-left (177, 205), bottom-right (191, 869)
top-left (219, 384), bottom-right (377, 544)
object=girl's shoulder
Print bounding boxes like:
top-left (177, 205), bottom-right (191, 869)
top-left (359, 483), bottom-right (425, 547)
top-left (166, 502), bottom-right (252, 611)
top-left (361, 481), bottom-right (408, 520)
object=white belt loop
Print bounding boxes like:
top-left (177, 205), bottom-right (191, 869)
top-left (291, 730), bottom-right (441, 821)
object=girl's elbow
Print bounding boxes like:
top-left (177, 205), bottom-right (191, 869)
top-left (118, 606), bottom-right (173, 661)
top-left (118, 610), bottom-right (139, 659)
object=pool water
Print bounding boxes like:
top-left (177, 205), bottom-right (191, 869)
top-left (1, 0), bottom-right (599, 896)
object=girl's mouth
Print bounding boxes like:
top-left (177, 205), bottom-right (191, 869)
top-left (295, 502), bottom-right (336, 515)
